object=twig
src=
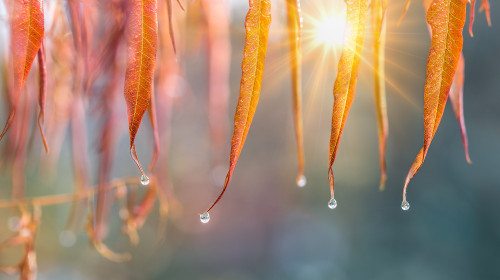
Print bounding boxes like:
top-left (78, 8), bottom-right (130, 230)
top-left (0, 176), bottom-right (143, 209)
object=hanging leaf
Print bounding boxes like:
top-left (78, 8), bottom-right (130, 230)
top-left (402, 0), bottom-right (467, 207)
top-left (166, 0), bottom-right (177, 54)
top-left (469, 0), bottom-right (476, 37)
top-left (286, 0), bottom-right (306, 187)
top-left (372, 0), bottom-right (389, 190)
top-left (201, 0), bottom-right (231, 166)
top-left (449, 52), bottom-right (471, 163)
top-left (37, 42), bottom-right (49, 153)
top-left (0, 0), bottom-right (44, 142)
top-left (479, 0), bottom-right (491, 26)
top-left (165, 0), bottom-right (184, 54)
top-left (147, 91), bottom-right (160, 170)
top-left (328, 0), bottom-right (369, 203)
top-left (202, 0), bottom-right (272, 216)
top-left (397, 0), bottom-right (411, 25)
top-left (124, 0), bottom-right (159, 181)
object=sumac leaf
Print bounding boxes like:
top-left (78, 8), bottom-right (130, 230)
top-left (202, 0), bottom-right (272, 215)
top-left (286, 0), bottom-right (306, 187)
top-left (479, 0), bottom-right (491, 26)
top-left (37, 42), bottom-right (48, 153)
top-left (469, 0), bottom-right (476, 37)
top-left (328, 0), bottom-right (369, 201)
top-left (201, 0), bottom-right (231, 166)
top-left (372, 0), bottom-right (389, 190)
top-left (397, 0), bottom-right (411, 25)
top-left (449, 52), bottom-right (471, 163)
top-left (0, 0), bottom-right (44, 141)
top-left (124, 0), bottom-right (158, 180)
top-left (402, 0), bottom-right (467, 205)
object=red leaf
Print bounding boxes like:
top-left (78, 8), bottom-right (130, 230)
top-left (37, 41), bottom-right (48, 153)
top-left (449, 52), bottom-right (471, 163)
top-left (124, 0), bottom-right (159, 181)
top-left (0, 0), bottom-right (44, 142)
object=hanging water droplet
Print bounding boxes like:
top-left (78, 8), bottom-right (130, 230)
top-left (401, 201), bottom-right (410, 211)
top-left (200, 212), bottom-right (210, 223)
top-left (328, 198), bottom-right (337, 209)
top-left (296, 175), bottom-right (307, 188)
top-left (140, 175), bottom-right (150, 186)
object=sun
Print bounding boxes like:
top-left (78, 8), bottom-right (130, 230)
top-left (313, 16), bottom-right (346, 48)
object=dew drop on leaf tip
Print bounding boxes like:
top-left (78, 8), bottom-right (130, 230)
top-left (401, 201), bottom-right (410, 211)
top-left (200, 212), bottom-right (210, 223)
top-left (296, 175), bottom-right (307, 188)
top-left (328, 198), bottom-right (337, 209)
top-left (140, 175), bottom-right (150, 186)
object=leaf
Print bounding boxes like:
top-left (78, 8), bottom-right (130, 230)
top-left (449, 52), bottom-right (471, 163)
top-left (372, 0), bottom-right (389, 190)
top-left (68, 0), bottom-right (91, 96)
top-left (402, 0), bottom-right (467, 204)
top-left (94, 68), bottom-right (121, 242)
top-left (66, 94), bottom-right (90, 232)
top-left (166, 0), bottom-right (176, 54)
top-left (286, 0), bottom-right (306, 186)
top-left (0, 0), bottom-right (44, 142)
top-left (469, 0), bottom-right (476, 37)
top-left (37, 42), bottom-right (48, 153)
top-left (328, 0), bottom-right (369, 200)
top-left (398, 0), bottom-right (411, 26)
top-left (124, 0), bottom-right (159, 180)
top-left (165, 0), bottom-right (184, 55)
top-left (147, 91), bottom-right (160, 170)
top-left (201, 0), bottom-right (231, 166)
top-left (479, 0), bottom-right (491, 26)
top-left (202, 0), bottom-right (272, 214)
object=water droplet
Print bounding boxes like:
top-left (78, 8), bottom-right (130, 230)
top-left (140, 175), bottom-right (150, 186)
top-left (59, 230), bottom-right (76, 247)
top-left (401, 201), bottom-right (410, 211)
top-left (328, 198), bottom-right (337, 209)
top-left (200, 212), bottom-right (210, 223)
top-left (296, 175), bottom-right (307, 188)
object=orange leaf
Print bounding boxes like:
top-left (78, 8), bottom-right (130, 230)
top-left (166, 0), bottom-right (177, 54)
top-left (37, 42), bottom-right (49, 153)
top-left (286, 0), bottom-right (305, 187)
top-left (0, 0), bottom-right (44, 142)
top-left (402, 0), bottom-right (467, 206)
top-left (202, 0), bottom-right (272, 216)
top-left (147, 91), bottom-right (160, 170)
top-left (449, 52), bottom-right (471, 163)
top-left (397, 0), bottom-right (411, 26)
top-left (201, 0), bottom-right (231, 166)
top-left (124, 0), bottom-right (158, 181)
top-left (479, 0), bottom-right (491, 26)
top-left (328, 0), bottom-right (369, 202)
top-left (372, 0), bottom-right (389, 190)
top-left (469, 0), bottom-right (476, 37)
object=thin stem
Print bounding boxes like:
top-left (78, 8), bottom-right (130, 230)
top-left (0, 177), bottom-right (143, 209)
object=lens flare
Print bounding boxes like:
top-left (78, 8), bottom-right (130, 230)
top-left (314, 16), bottom-right (346, 47)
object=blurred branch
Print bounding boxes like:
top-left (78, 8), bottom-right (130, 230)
top-left (0, 176), bottom-right (145, 209)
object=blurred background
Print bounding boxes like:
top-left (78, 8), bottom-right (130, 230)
top-left (1, 0), bottom-right (500, 279)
